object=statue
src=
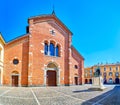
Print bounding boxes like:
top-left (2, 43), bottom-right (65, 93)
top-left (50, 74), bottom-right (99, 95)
top-left (89, 66), bottom-right (106, 91)
top-left (94, 67), bottom-right (101, 77)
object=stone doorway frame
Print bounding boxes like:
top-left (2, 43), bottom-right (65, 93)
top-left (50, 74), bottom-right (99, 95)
top-left (44, 62), bottom-right (60, 86)
top-left (11, 71), bottom-right (20, 86)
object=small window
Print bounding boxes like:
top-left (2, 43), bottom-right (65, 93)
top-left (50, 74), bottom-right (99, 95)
top-left (109, 72), bottom-right (112, 76)
top-left (13, 59), bottom-right (19, 65)
top-left (74, 65), bottom-right (78, 69)
top-left (103, 72), bottom-right (107, 77)
top-left (90, 70), bottom-right (92, 73)
top-left (116, 67), bottom-right (118, 71)
top-left (115, 72), bottom-right (119, 77)
top-left (104, 67), bottom-right (106, 71)
top-left (110, 67), bottom-right (112, 71)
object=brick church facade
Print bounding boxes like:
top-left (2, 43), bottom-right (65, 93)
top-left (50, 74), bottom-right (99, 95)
top-left (0, 13), bottom-right (84, 86)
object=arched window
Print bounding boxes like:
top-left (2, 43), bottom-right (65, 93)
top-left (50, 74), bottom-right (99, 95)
top-left (116, 66), bottom-right (118, 71)
top-left (50, 43), bottom-right (55, 56)
top-left (103, 72), bottom-right (107, 77)
top-left (56, 45), bottom-right (59, 57)
top-left (109, 72), bottom-right (112, 76)
top-left (44, 43), bottom-right (48, 55)
top-left (110, 67), bottom-right (112, 71)
top-left (104, 67), bottom-right (106, 71)
top-left (115, 72), bottom-right (119, 77)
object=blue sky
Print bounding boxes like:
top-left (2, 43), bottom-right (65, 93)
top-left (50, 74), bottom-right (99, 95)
top-left (0, 0), bottom-right (120, 67)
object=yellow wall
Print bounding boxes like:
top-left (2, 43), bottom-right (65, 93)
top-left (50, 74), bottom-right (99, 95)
top-left (0, 34), bottom-right (5, 85)
top-left (85, 64), bottom-right (120, 84)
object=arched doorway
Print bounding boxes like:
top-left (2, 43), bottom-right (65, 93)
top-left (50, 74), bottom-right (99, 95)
top-left (104, 78), bottom-right (107, 84)
top-left (89, 79), bottom-right (92, 84)
top-left (115, 78), bottom-right (119, 84)
top-left (11, 71), bottom-right (19, 87)
top-left (74, 77), bottom-right (78, 85)
top-left (109, 78), bottom-right (113, 84)
top-left (46, 63), bottom-right (58, 86)
top-left (85, 79), bottom-right (88, 84)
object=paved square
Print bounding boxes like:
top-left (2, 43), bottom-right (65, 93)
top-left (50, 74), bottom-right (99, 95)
top-left (0, 85), bottom-right (119, 105)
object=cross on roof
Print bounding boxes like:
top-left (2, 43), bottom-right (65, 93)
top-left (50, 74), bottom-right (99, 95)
top-left (50, 29), bottom-right (55, 35)
top-left (52, 5), bottom-right (55, 15)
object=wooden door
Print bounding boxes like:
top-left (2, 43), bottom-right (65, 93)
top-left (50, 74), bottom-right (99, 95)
top-left (12, 75), bottom-right (18, 87)
top-left (85, 79), bottom-right (88, 84)
top-left (75, 77), bottom-right (78, 85)
top-left (89, 79), bottom-right (92, 84)
top-left (47, 71), bottom-right (57, 86)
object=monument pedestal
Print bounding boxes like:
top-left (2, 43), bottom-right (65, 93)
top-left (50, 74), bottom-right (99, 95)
top-left (89, 76), bottom-right (106, 91)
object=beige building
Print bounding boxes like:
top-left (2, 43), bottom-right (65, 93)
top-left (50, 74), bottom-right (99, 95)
top-left (0, 33), bottom-right (5, 85)
top-left (84, 67), bottom-right (93, 84)
top-left (85, 63), bottom-right (120, 84)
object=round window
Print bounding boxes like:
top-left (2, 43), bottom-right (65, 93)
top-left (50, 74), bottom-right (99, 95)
top-left (13, 59), bottom-right (19, 65)
top-left (74, 65), bottom-right (78, 69)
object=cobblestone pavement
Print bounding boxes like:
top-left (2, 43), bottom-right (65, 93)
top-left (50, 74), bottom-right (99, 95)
top-left (0, 85), bottom-right (119, 105)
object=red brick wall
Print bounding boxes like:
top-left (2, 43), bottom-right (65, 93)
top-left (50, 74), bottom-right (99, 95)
top-left (70, 46), bottom-right (84, 85)
top-left (21, 40), bottom-right (29, 86)
top-left (3, 14), bottom-right (84, 87)
top-left (28, 16), bottom-right (71, 86)
top-left (3, 36), bottom-right (29, 86)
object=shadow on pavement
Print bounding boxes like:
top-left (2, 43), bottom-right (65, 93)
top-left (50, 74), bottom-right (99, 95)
top-left (80, 86), bottom-right (120, 105)
top-left (73, 89), bottom-right (95, 93)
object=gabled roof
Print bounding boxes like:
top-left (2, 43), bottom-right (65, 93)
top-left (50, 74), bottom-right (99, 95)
top-left (28, 14), bottom-right (73, 35)
top-left (6, 34), bottom-right (29, 45)
top-left (1, 13), bottom-right (73, 45)
top-left (71, 45), bottom-right (84, 60)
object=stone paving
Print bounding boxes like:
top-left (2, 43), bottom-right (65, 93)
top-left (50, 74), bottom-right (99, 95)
top-left (0, 85), bottom-right (118, 105)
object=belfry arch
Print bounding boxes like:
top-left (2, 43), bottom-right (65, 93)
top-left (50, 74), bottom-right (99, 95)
top-left (44, 62), bottom-right (60, 86)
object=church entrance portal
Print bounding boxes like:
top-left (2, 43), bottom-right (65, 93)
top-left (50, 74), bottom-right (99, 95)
top-left (46, 63), bottom-right (58, 86)
top-left (47, 70), bottom-right (57, 86)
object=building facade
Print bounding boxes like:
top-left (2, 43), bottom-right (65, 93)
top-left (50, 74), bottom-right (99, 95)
top-left (0, 13), bottom-right (84, 87)
top-left (84, 67), bottom-right (93, 84)
top-left (0, 34), bottom-right (4, 86)
top-left (84, 63), bottom-right (120, 84)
